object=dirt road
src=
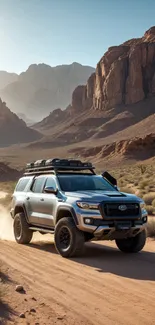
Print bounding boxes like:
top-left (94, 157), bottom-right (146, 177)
top-left (0, 236), bottom-right (155, 325)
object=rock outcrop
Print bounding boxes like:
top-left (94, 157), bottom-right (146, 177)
top-left (71, 27), bottom-right (155, 112)
top-left (71, 133), bottom-right (155, 161)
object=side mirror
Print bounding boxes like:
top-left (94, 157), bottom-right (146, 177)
top-left (44, 186), bottom-right (58, 195)
top-left (114, 185), bottom-right (120, 191)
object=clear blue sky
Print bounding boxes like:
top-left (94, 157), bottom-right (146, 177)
top-left (0, 0), bottom-right (155, 73)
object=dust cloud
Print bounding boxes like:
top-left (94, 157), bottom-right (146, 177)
top-left (0, 205), bottom-right (14, 241)
top-left (0, 206), bottom-right (53, 242)
top-left (0, 191), bottom-right (53, 243)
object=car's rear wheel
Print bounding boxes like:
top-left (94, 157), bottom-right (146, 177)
top-left (115, 229), bottom-right (146, 253)
top-left (54, 217), bottom-right (85, 258)
top-left (14, 212), bottom-right (33, 244)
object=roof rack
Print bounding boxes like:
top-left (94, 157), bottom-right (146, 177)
top-left (23, 158), bottom-right (96, 176)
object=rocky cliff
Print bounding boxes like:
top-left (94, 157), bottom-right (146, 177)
top-left (70, 133), bottom-right (155, 163)
top-left (72, 27), bottom-right (155, 112)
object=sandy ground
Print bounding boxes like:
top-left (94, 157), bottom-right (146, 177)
top-left (0, 236), bottom-right (155, 324)
top-left (0, 191), bottom-right (155, 324)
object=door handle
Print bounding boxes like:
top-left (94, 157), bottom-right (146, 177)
top-left (40, 198), bottom-right (44, 201)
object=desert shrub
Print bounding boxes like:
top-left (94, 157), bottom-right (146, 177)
top-left (149, 185), bottom-right (155, 190)
top-left (139, 180), bottom-right (149, 189)
top-left (145, 205), bottom-right (154, 215)
top-left (145, 185), bottom-right (151, 193)
top-left (138, 190), bottom-right (146, 197)
top-left (138, 164), bottom-right (147, 174)
top-left (118, 179), bottom-right (124, 186)
top-left (147, 218), bottom-right (155, 237)
top-left (120, 187), bottom-right (135, 194)
top-left (143, 193), bottom-right (155, 205)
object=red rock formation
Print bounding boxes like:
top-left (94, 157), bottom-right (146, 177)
top-left (72, 86), bottom-right (86, 112)
top-left (75, 133), bottom-right (155, 160)
top-left (71, 27), bottom-right (155, 113)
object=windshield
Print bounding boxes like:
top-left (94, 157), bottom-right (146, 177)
top-left (57, 175), bottom-right (115, 192)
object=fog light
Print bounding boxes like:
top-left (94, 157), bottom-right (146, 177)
top-left (143, 216), bottom-right (147, 223)
top-left (84, 218), bottom-right (93, 225)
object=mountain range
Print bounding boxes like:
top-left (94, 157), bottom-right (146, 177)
top-left (1, 27), bottom-right (155, 167)
top-left (0, 63), bottom-right (95, 122)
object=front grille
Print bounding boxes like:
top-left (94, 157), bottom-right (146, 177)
top-left (103, 203), bottom-right (139, 217)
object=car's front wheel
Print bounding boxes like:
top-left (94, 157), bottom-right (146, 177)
top-left (54, 217), bottom-right (85, 258)
top-left (115, 229), bottom-right (146, 253)
top-left (14, 212), bottom-right (33, 244)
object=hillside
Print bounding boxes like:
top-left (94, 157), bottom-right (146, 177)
top-left (0, 99), bottom-right (42, 147)
top-left (0, 162), bottom-right (21, 181)
top-left (0, 63), bottom-right (95, 121)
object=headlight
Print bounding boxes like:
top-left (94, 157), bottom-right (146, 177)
top-left (140, 201), bottom-right (147, 214)
top-left (76, 201), bottom-right (99, 210)
top-left (140, 201), bottom-right (145, 210)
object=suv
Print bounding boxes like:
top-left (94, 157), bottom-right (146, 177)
top-left (10, 158), bottom-right (148, 258)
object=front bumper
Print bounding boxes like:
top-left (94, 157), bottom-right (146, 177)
top-left (76, 207), bottom-right (148, 240)
top-left (93, 223), bottom-right (147, 240)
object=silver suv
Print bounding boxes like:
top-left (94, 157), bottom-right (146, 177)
top-left (10, 159), bottom-right (148, 258)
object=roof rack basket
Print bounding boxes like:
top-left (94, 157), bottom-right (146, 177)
top-left (23, 158), bottom-right (96, 176)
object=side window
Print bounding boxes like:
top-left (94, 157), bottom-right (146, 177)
top-left (16, 178), bottom-right (30, 192)
top-left (45, 177), bottom-right (57, 190)
top-left (32, 177), bottom-right (46, 193)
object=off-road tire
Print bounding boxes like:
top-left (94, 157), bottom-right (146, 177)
top-left (54, 217), bottom-right (85, 258)
top-left (115, 229), bottom-right (146, 253)
top-left (14, 212), bottom-right (33, 244)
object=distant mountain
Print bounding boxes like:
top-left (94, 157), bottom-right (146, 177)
top-left (17, 112), bottom-right (35, 126)
top-left (0, 98), bottom-right (42, 147)
top-left (0, 62), bottom-right (95, 121)
top-left (0, 71), bottom-right (18, 89)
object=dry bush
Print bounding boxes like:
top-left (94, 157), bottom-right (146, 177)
top-left (147, 218), bottom-right (155, 237)
top-left (110, 164), bottom-right (155, 217)
top-left (139, 180), bottom-right (149, 190)
top-left (145, 205), bottom-right (154, 216)
top-left (143, 193), bottom-right (155, 205)
top-left (120, 187), bottom-right (135, 194)
top-left (138, 164), bottom-right (147, 175)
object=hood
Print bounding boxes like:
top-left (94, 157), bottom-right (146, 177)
top-left (65, 190), bottom-right (141, 203)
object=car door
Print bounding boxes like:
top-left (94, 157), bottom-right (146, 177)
top-left (25, 176), bottom-right (47, 225)
top-left (36, 176), bottom-right (58, 228)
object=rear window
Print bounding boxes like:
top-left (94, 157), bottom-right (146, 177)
top-left (15, 178), bottom-right (30, 192)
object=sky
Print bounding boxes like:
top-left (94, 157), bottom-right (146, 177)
top-left (0, 0), bottom-right (155, 73)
